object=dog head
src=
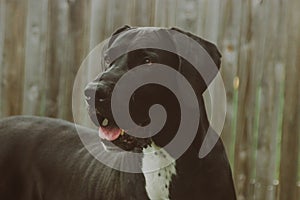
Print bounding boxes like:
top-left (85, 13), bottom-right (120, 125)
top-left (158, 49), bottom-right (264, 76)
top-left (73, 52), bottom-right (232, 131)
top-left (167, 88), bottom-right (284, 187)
top-left (84, 25), bottom-right (221, 153)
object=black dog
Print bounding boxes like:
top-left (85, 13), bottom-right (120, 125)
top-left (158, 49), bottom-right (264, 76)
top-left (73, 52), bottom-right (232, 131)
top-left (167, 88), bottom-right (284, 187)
top-left (0, 26), bottom-right (236, 200)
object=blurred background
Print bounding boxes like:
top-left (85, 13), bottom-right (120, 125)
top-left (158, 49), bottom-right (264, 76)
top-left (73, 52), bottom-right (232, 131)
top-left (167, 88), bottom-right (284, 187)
top-left (0, 0), bottom-right (300, 199)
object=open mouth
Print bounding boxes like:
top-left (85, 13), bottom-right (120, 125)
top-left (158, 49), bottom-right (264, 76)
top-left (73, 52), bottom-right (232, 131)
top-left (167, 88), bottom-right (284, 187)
top-left (88, 106), bottom-right (151, 152)
top-left (98, 117), bottom-right (124, 141)
top-left (89, 108), bottom-right (124, 141)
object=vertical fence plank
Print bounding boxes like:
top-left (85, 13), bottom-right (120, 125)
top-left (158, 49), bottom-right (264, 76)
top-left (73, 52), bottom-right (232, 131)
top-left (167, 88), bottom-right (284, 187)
top-left (133, 0), bottom-right (156, 27)
top-left (234, 1), bottom-right (259, 199)
top-left (154, 0), bottom-right (170, 27)
top-left (44, 0), bottom-right (90, 121)
top-left (104, 0), bottom-right (115, 35)
top-left (202, 0), bottom-right (224, 148)
top-left (57, 0), bottom-right (90, 121)
top-left (55, 0), bottom-right (71, 120)
top-left (202, 0), bottom-right (220, 42)
top-left (175, 0), bottom-right (198, 32)
top-left (255, 1), bottom-right (287, 199)
top-left (154, 0), bottom-right (177, 27)
top-left (1, 0), bottom-right (27, 116)
top-left (44, 0), bottom-right (67, 118)
top-left (89, 0), bottom-right (107, 50)
top-left (22, 0), bottom-right (49, 116)
top-left (104, 0), bottom-right (133, 37)
top-left (297, 182), bottom-right (300, 200)
top-left (0, 0), bottom-right (6, 118)
top-left (250, 4), bottom-right (272, 199)
top-left (218, 0), bottom-right (239, 165)
top-left (279, 0), bottom-right (300, 199)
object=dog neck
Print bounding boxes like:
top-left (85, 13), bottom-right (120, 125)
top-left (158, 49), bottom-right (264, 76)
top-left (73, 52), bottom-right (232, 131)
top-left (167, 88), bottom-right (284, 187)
top-left (140, 140), bottom-right (208, 200)
top-left (141, 142), bottom-right (176, 200)
top-left (140, 101), bottom-right (214, 199)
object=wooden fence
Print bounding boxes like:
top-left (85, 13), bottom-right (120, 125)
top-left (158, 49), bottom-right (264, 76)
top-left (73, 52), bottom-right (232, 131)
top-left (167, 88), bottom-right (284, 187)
top-left (0, 0), bottom-right (299, 199)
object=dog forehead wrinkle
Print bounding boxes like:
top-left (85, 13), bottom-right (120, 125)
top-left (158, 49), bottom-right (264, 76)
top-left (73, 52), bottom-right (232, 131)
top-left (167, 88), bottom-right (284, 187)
top-left (130, 32), bottom-right (175, 51)
top-left (109, 28), bottom-right (175, 53)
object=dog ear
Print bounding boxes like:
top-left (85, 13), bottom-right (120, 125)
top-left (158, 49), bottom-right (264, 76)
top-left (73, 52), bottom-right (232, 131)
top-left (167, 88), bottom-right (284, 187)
top-left (112, 25), bottom-right (132, 36)
top-left (108, 25), bottom-right (132, 47)
top-left (170, 27), bottom-right (221, 69)
top-left (170, 27), bottom-right (222, 94)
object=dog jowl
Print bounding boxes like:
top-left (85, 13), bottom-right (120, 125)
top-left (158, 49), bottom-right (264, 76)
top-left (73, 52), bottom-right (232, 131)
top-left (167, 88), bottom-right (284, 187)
top-left (84, 25), bottom-right (237, 199)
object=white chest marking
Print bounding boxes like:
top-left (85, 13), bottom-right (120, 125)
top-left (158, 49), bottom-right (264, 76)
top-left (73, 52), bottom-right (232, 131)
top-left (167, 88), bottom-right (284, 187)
top-left (142, 143), bottom-right (177, 200)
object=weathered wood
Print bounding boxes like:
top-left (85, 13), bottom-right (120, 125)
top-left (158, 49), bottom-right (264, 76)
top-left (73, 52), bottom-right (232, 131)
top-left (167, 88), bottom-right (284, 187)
top-left (0, 0), bottom-right (6, 118)
top-left (175, 0), bottom-right (199, 32)
top-left (104, 0), bottom-right (133, 37)
top-left (89, 0), bottom-right (108, 50)
top-left (57, 0), bottom-right (90, 121)
top-left (279, 0), bottom-right (300, 199)
top-left (254, 1), bottom-right (287, 200)
top-left (1, 0), bottom-right (27, 116)
top-left (132, 0), bottom-right (156, 27)
top-left (22, 0), bottom-right (49, 116)
top-left (154, 0), bottom-right (169, 27)
top-left (0, 2), bottom-right (300, 200)
top-left (44, 0), bottom-right (68, 118)
top-left (218, 0), bottom-right (239, 165)
top-left (233, 1), bottom-right (259, 199)
top-left (296, 182), bottom-right (300, 200)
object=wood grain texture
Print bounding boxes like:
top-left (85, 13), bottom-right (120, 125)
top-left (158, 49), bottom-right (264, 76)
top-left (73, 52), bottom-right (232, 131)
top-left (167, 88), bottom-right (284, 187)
top-left (279, 0), bottom-right (300, 199)
top-left (0, 1), bottom-right (299, 199)
top-left (1, 0), bottom-right (27, 116)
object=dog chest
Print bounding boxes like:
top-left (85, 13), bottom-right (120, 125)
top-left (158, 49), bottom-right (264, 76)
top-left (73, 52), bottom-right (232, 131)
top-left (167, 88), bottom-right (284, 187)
top-left (141, 143), bottom-right (176, 200)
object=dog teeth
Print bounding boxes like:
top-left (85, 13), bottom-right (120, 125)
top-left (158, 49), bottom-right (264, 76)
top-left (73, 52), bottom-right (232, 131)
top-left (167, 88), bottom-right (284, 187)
top-left (120, 129), bottom-right (125, 136)
top-left (102, 118), bottom-right (109, 127)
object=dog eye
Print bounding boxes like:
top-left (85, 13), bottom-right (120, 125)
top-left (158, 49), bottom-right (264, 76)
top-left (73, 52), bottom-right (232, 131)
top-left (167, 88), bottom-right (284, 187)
top-left (144, 58), bottom-right (152, 65)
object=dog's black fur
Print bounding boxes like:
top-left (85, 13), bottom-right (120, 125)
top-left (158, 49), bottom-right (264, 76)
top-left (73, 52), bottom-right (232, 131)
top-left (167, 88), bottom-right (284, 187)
top-left (0, 26), bottom-right (236, 200)
top-left (0, 116), bottom-right (149, 200)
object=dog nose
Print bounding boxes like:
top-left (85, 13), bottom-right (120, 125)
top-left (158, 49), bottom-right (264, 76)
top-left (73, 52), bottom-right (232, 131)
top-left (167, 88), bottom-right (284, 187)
top-left (84, 82), bottom-right (111, 104)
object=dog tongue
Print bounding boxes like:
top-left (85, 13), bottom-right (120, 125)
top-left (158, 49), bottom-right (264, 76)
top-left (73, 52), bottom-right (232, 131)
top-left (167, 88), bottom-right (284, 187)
top-left (98, 127), bottom-right (122, 141)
